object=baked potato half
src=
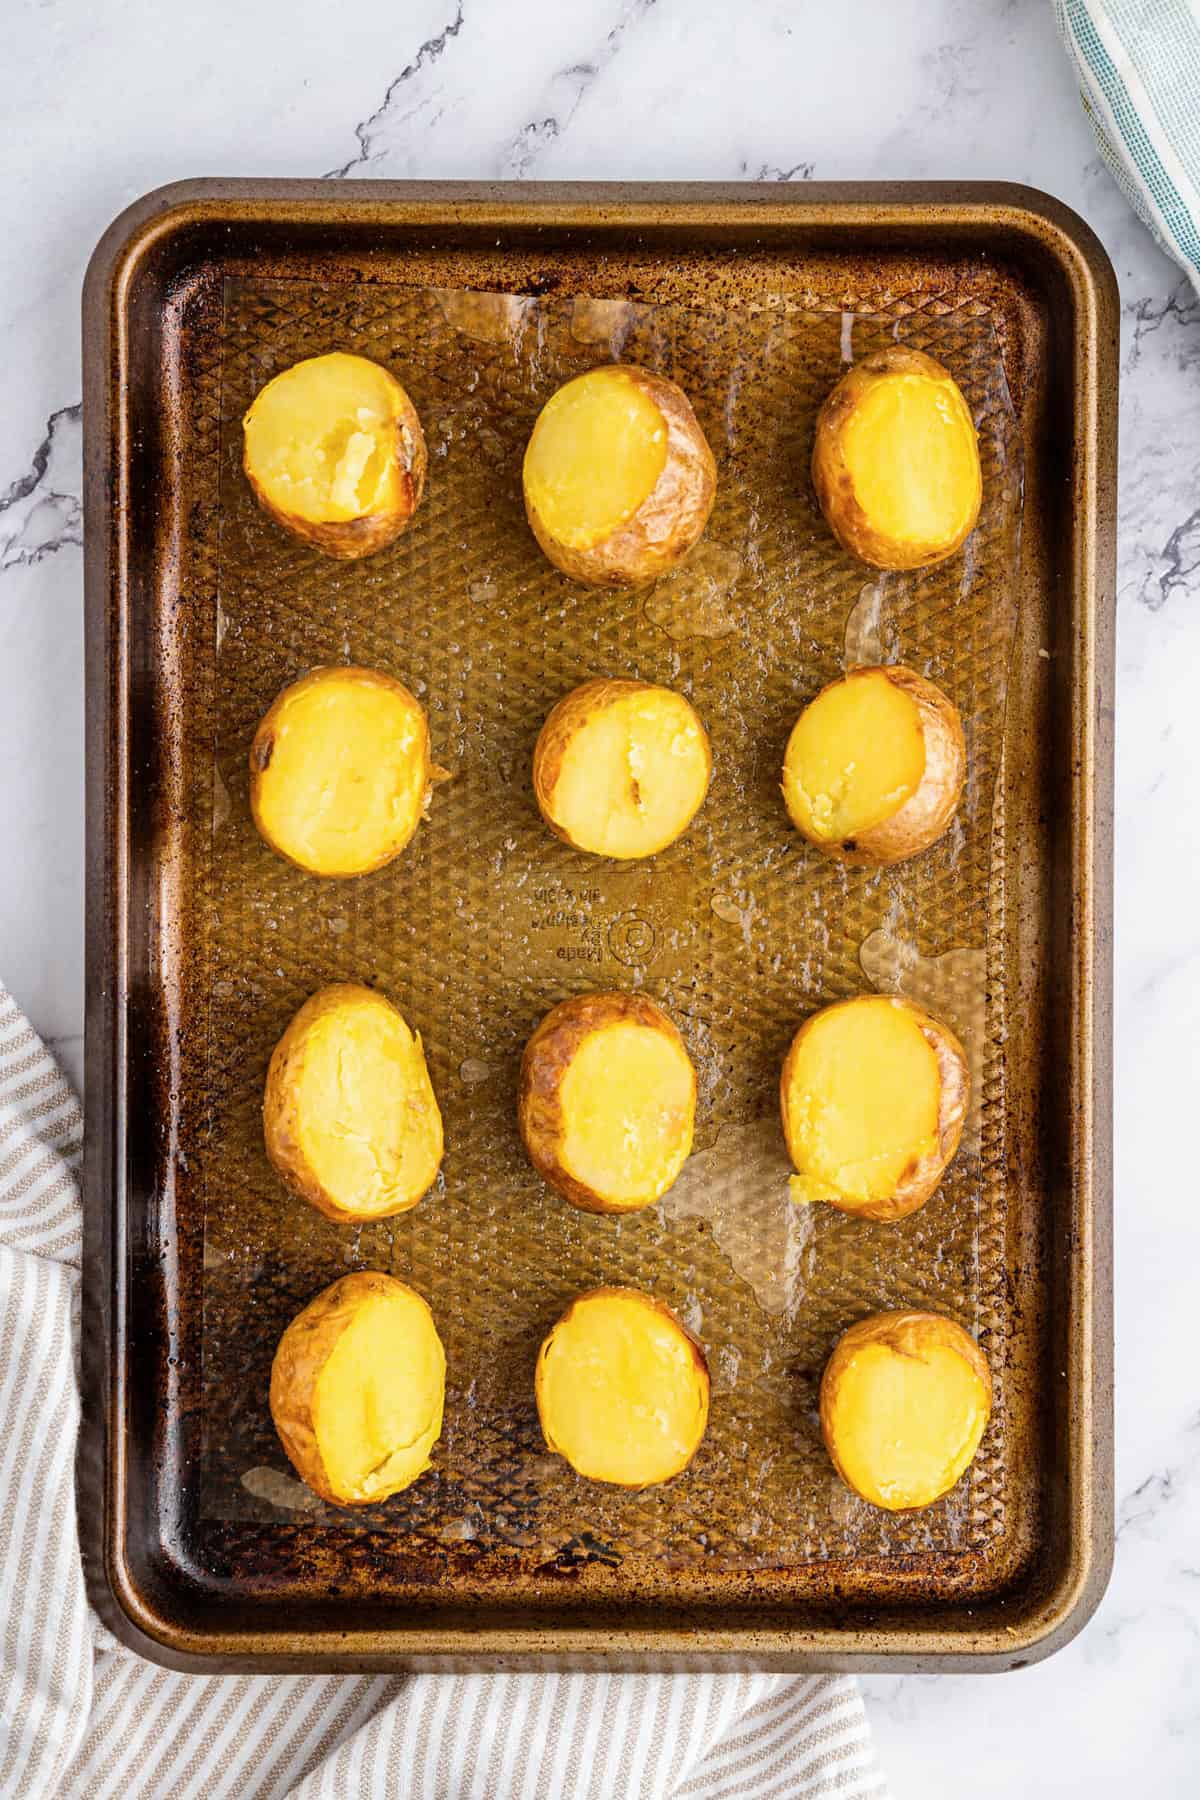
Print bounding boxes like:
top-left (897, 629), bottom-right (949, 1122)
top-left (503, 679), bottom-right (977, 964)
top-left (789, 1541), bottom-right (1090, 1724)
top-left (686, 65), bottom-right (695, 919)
top-left (536, 1286), bottom-right (710, 1486)
top-left (781, 994), bottom-right (968, 1222)
top-left (250, 665), bottom-right (440, 877)
top-left (782, 664), bottom-right (966, 865)
top-left (523, 364), bottom-right (716, 588)
top-left (269, 1271), bottom-right (445, 1507)
top-left (533, 678), bottom-right (711, 859)
top-left (243, 351), bottom-right (426, 558)
top-left (812, 347), bottom-right (981, 570)
top-left (518, 991), bottom-right (697, 1214)
top-left (264, 983), bottom-right (443, 1223)
top-left (820, 1310), bottom-right (992, 1511)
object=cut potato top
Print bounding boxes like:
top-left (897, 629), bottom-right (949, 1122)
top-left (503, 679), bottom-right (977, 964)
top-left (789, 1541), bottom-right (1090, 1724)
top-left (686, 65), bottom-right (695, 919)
top-left (264, 984), bottom-right (443, 1221)
top-left (820, 1311), bottom-right (991, 1511)
top-left (536, 1288), bottom-right (709, 1486)
top-left (311, 1287), bottom-right (444, 1501)
top-left (244, 352), bottom-right (420, 526)
top-left (519, 992), bottom-right (697, 1213)
top-left (557, 1019), bottom-right (695, 1207)
top-left (782, 995), bottom-right (942, 1209)
top-left (250, 666), bottom-right (434, 877)
top-left (523, 366), bottom-right (668, 551)
top-left (535, 679), bottom-right (711, 860)
top-left (784, 668), bottom-right (925, 845)
top-left (839, 369), bottom-right (979, 555)
top-left (269, 1272), bottom-right (445, 1507)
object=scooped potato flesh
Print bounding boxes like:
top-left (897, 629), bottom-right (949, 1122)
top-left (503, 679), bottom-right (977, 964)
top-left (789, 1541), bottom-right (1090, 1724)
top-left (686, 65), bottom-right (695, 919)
top-left (311, 1289), bottom-right (445, 1502)
top-left (547, 690), bottom-right (710, 858)
top-left (841, 370), bottom-right (980, 555)
top-left (244, 352), bottom-right (409, 524)
top-left (824, 1331), bottom-right (989, 1510)
top-left (557, 1020), bottom-right (695, 1209)
top-left (523, 367), bottom-right (668, 551)
top-left (288, 992), bottom-right (442, 1217)
top-left (253, 670), bottom-right (430, 875)
top-left (537, 1290), bottom-right (709, 1485)
top-left (784, 997), bottom-right (941, 1209)
top-left (783, 669), bottom-right (926, 843)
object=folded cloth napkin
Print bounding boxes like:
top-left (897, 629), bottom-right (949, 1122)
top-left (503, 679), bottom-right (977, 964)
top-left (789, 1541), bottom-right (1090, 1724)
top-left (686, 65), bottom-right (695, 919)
top-left (0, 983), bottom-right (888, 1800)
top-left (1054, 0), bottom-right (1200, 291)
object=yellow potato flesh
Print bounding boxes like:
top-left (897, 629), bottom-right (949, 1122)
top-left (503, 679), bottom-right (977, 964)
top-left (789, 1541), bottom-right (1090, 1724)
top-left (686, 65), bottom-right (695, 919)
top-left (549, 691), bottom-right (709, 858)
top-left (783, 670), bottom-right (925, 843)
top-left (840, 371), bottom-right (980, 553)
top-left (825, 1338), bottom-right (989, 1510)
top-left (538, 1292), bottom-right (708, 1485)
top-left (524, 368), bottom-right (668, 551)
top-left (558, 1021), bottom-right (695, 1209)
top-left (292, 995), bottom-right (442, 1217)
top-left (255, 674), bottom-right (428, 875)
top-left (244, 353), bottom-right (403, 523)
top-left (311, 1291), bottom-right (445, 1503)
top-left (785, 997), bottom-right (940, 1208)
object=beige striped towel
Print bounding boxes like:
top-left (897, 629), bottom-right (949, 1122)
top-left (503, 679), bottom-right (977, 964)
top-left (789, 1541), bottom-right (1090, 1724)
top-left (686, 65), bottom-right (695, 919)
top-left (0, 982), bottom-right (888, 1799)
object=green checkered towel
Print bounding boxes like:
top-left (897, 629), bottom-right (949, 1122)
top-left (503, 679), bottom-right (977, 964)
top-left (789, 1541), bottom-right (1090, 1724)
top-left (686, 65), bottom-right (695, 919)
top-left (1054, 0), bottom-right (1200, 289)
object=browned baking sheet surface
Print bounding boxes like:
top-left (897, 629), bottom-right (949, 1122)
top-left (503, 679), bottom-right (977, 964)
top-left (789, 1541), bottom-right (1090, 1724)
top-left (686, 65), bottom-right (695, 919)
top-left (201, 276), bottom-right (1024, 1584)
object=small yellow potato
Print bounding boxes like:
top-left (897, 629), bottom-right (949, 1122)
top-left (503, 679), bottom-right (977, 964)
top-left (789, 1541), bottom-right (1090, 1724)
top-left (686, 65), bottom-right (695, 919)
top-left (250, 665), bottom-right (439, 876)
top-left (536, 1287), bottom-right (710, 1486)
top-left (518, 991), bottom-right (696, 1214)
top-left (533, 678), bottom-right (711, 859)
top-left (243, 351), bottom-right (426, 558)
top-left (781, 994), bottom-right (968, 1222)
top-left (523, 364), bottom-right (716, 587)
top-left (820, 1311), bottom-right (992, 1511)
top-left (269, 1271), bottom-right (445, 1507)
top-left (264, 984), bottom-right (443, 1223)
top-left (812, 347), bottom-right (981, 570)
top-left (782, 665), bottom-right (966, 865)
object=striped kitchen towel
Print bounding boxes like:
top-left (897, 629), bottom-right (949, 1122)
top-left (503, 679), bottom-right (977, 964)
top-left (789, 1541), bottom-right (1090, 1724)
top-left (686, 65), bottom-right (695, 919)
top-left (0, 983), bottom-right (889, 1800)
top-left (1054, 0), bottom-right (1200, 290)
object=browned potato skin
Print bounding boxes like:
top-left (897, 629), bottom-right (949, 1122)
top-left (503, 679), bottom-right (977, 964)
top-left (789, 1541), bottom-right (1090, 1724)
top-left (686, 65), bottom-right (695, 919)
top-left (244, 390), bottom-right (427, 561)
top-left (525, 366), bottom-right (717, 589)
top-left (819, 1310), bottom-right (992, 1503)
top-left (535, 1286), bottom-right (711, 1488)
top-left (788, 665), bottom-right (967, 867)
top-left (249, 666), bottom-right (438, 878)
top-left (269, 1271), bottom-right (422, 1508)
top-left (780, 995), bottom-right (970, 1222)
top-left (532, 677), bottom-right (713, 849)
top-left (811, 347), bottom-right (980, 571)
top-left (518, 991), bottom-right (697, 1214)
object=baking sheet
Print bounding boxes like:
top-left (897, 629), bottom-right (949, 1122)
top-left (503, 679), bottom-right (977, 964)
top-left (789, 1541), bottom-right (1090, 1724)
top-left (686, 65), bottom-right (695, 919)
top-left (199, 275), bottom-right (1023, 1575)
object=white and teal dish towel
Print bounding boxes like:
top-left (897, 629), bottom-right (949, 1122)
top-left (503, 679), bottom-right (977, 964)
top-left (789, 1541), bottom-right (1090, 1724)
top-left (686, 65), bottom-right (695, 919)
top-left (0, 982), bottom-right (888, 1800)
top-left (1055, 0), bottom-right (1200, 291)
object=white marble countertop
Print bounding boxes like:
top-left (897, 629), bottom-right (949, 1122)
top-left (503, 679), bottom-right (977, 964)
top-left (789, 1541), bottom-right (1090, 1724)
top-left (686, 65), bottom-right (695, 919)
top-left (4, 0), bottom-right (1197, 1791)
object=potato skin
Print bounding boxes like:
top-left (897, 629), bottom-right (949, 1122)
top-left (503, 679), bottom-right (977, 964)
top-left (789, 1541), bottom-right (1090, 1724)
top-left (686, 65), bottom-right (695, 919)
top-left (263, 983), bottom-right (442, 1223)
top-left (780, 995), bottom-right (969, 1222)
top-left (518, 991), bottom-right (697, 1214)
top-left (249, 666), bottom-right (436, 878)
top-left (532, 677), bottom-right (713, 851)
top-left (811, 347), bottom-right (980, 571)
top-left (535, 1286), bottom-right (710, 1487)
top-left (269, 1271), bottom-right (438, 1508)
top-left (786, 665), bottom-right (966, 867)
top-left (819, 1310), bottom-right (992, 1507)
top-left (244, 374), bottom-right (427, 561)
top-left (525, 366), bottom-right (717, 589)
